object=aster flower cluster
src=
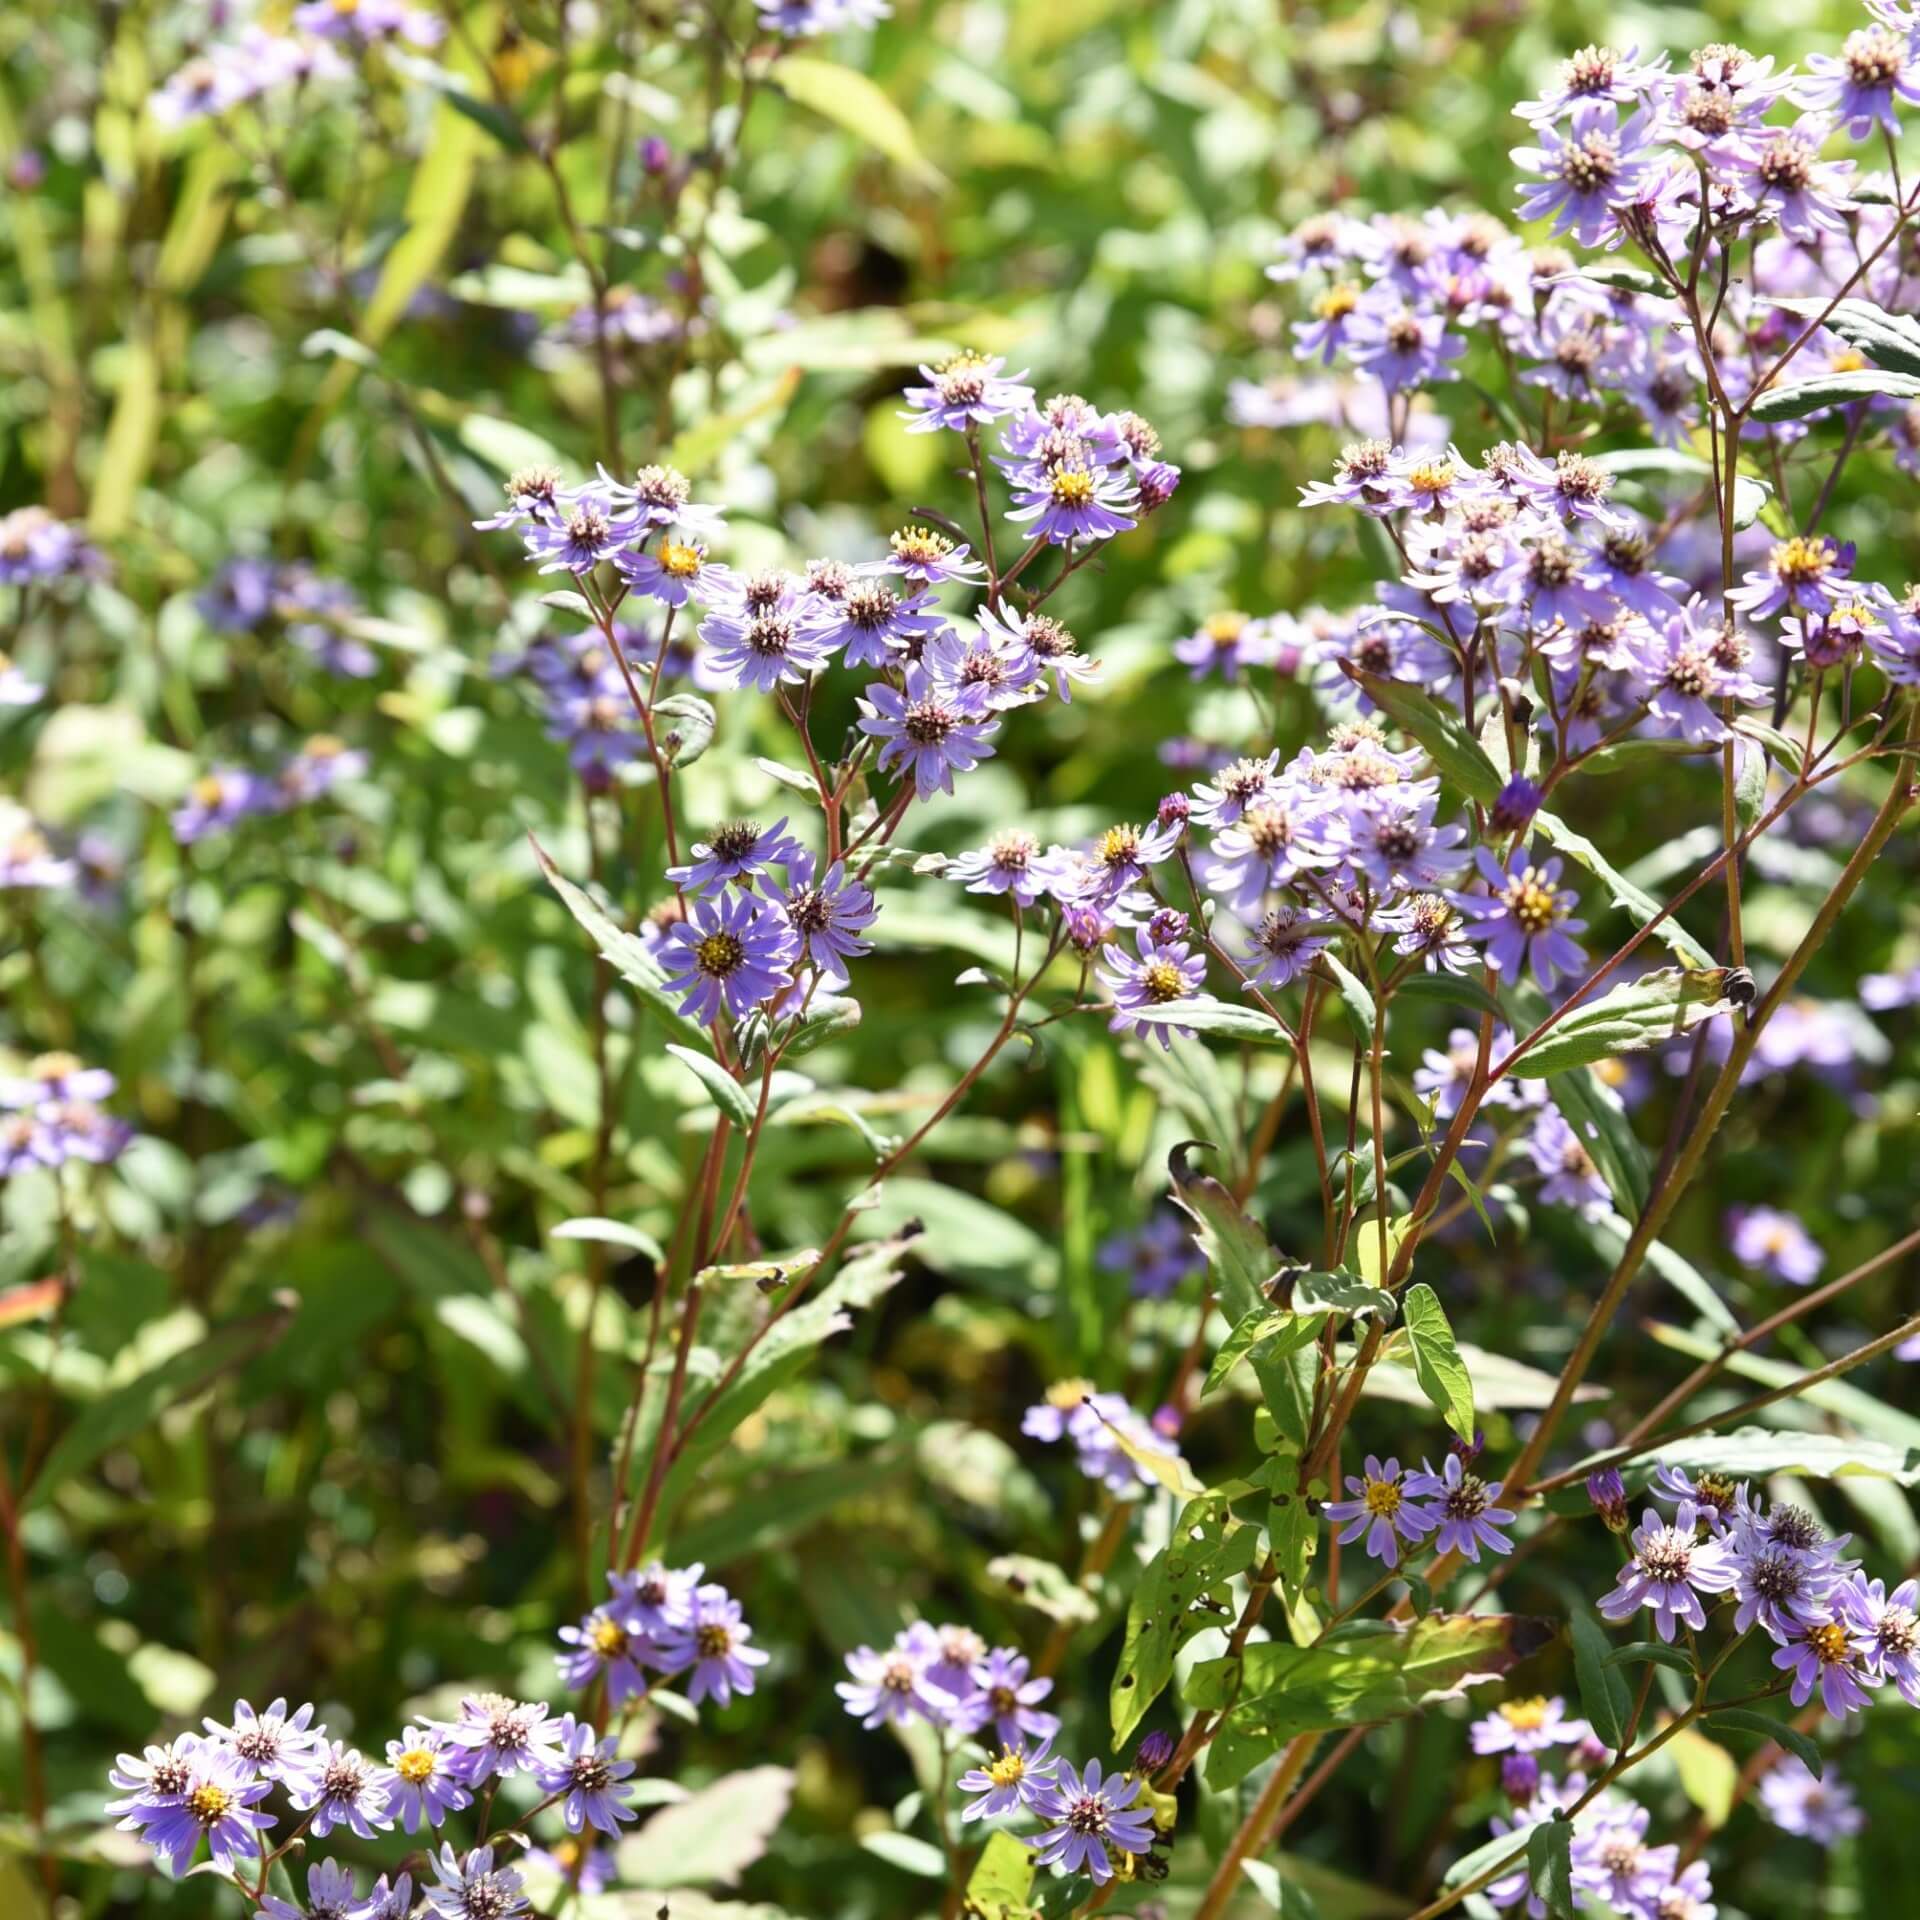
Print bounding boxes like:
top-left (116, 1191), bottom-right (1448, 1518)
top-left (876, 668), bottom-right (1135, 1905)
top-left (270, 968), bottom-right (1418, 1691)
top-left (482, 361), bottom-right (1171, 1035)
top-left (105, 1681), bottom-right (654, 1907)
top-left (169, 738), bottom-right (370, 846)
top-left (836, 1622), bottom-right (1162, 1887)
top-left (1593, 1465), bottom-right (1920, 1724)
top-left (1324, 1443), bottom-right (1517, 1569)
top-left (554, 1563), bottom-right (767, 1711)
top-left (0, 504), bottom-right (102, 587)
top-left (199, 559), bottom-right (378, 678)
top-left (0, 1053), bottom-right (133, 1177)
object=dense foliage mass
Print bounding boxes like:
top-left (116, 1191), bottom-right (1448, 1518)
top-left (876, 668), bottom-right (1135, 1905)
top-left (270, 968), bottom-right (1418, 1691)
top-left (5, 1), bottom-right (1920, 1917)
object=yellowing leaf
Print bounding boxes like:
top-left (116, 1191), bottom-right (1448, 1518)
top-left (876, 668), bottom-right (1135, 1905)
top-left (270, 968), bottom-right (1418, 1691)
top-left (776, 56), bottom-right (945, 189)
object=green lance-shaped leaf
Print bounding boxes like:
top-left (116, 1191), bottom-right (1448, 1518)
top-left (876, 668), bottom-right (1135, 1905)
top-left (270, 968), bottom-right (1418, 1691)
top-left (1199, 1613), bottom-right (1553, 1791)
top-left (1749, 368), bottom-right (1920, 423)
top-left (1128, 994), bottom-right (1295, 1045)
top-left (1402, 1283), bottom-right (1475, 1443)
top-left (1707, 1707), bottom-right (1825, 1779)
top-left (1347, 667), bottom-right (1503, 803)
top-left (665, 1043), bottom-right (759, 1128)
top-left (1769, 295), bottom-right (1920, 377)
top-left (1567, 1608), bottom-right (1634, 1751)
top-left (1507, 968), bottom-right (1739, 1078)
top-left (1526, 1817), bottom-right (1577, 1920)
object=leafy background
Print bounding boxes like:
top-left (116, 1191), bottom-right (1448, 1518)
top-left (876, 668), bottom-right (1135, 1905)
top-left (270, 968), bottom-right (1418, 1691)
top-left (3, 0), bottom-right (1919, 1915)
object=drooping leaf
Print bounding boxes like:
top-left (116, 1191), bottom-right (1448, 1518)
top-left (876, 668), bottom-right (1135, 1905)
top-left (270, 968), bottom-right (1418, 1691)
top-left (774, 57), bottom-right (945, 189)
top-left (1749, 368), bottom-right (1920, 423)
top-left (653, 692), bottom-right (717, 768)
top-left (1567, 1608), bottom-right (1633, 1752)
top-left (665, 1043), bottom-right (759, 1128)
top-left (1506, 969), bottom-right (1737, 1078)
top-left (858, 1831), bottom-right (947, 1878)
top-left (1623, 1427), bottom-right (1920, 1487)
top-left (1127, 995), bottom-right (1294, 1045)
top-left (1668, 1725), bottom-right (1739, 1829)
top-left (1526, 1817), bottom-right (1577, 1920)
top-left (965, 1830), bottom-right (1040, 1919)
top-left (1402, 1284), bottom-right (1475, 1442)
top-left (1707, 1708), bottom-right (1824, 1779)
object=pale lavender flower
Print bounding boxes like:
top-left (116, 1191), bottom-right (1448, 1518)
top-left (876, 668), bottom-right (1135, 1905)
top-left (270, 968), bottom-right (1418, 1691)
top-left (1100, 928), bottom-right (1207, 1051)
top-left (532, 1714), bottom-right (636, 1836)
top-left (1759, 1757), bottom-right (1863, 1843)
top-left (884, 524), bottom-right (988, 587)
top-left (424, 1844), bottom-right (528, 1920)
top-left (657, 889), bottom-right (798, 1026)
top-left (655, 1583), bottom-right (768, 1707)
top-left (774, 853), bottom-right (876, 990)
top-left (950, 829), bottom-right (1053, 908)
top-left (837, 1632), bottom-right (941, 1729)
top-left (1773, 1613), bottom-right (1875, 1715)
top-left (1323, 1455), bottom-right (1439, 1567)
top-left (1458, 849), bottom-right (1586, 987)
top-left (1526, 1108), bottom-right (1610, 1213)
top-left (1599, 1504), bottom-right (1737, 1640)
top-left (1407, 1454), bottom-right (1516, 1562)
top-left (1512, 103), bottom-right (1655, 245)
top-left (291, 1741), bottom-right (392, 1839)
top-left (1842, 1574), bottom-right (1920, 1703)
top-left (171, 768), bottom-right (275, 845)
top-left (669, 818), bottom-right (806, 893)
top-left (968, 1649), bottom-right (1061, 1749)
top-left (119, 1740), bottom-right (275, 1876)
top-left (204, 1697), bottom-right (325, 1792)
top-left (857, 666), bottom-right (1000, 798)
top-left (1028, 1757), bottom-right (1156, 1884)
top-left (1005, 456), bottom-right (1137, 545)
top-left (1239, 904), bottom-right (1335, 989)
top-left (259, 1859), bottom-right (358, 1920)
top-left (902, 353), bottom-right (1034, 432)
top-left (556, 1602), bottom-right (655, 1704)
top-left (1099, 1212), bottom-right (1203, 1300)
top-left (818, 577), bottom-right (948, 669)
top-left (375, 1725), bottom-right (472, 1833)
top-left (1728, 117), bottom-right (1856, 240)
top-left (959, 1739), bottom-right (1059, 1820)
top-left (617, 536), bottom-right (734, 608)
top-left (1727, 1206), bottom-right (1824, 1284)
top-left (442, 1695), bottom-right (566, 1786)
top-left (1470, 1696), bottom-right (1591, 1755)
top-left (361, 1872), bottom-right (415, 1920)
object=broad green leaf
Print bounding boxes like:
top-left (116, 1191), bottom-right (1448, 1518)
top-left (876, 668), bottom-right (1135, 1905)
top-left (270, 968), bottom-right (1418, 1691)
top-left (1624, 1427), bottom-right (1920, 1487)
top-left (1110, 1496), bottom-right (1259, 1746)
top-left (1668, 1724), bottom-right (1738, 1829)
top-left (653, 692), bottom-right (717, 768)
top-left (1526, 1817), bottom-right (1576, 1920)
top-left (1506, 969), bottom-right (1736, 1078)
top-left (1749, 368), bottom-right (1920, 423)
top-left (665, 1043), bottom-right (759, 1128)
top-left (858, 1831), bottom-right (946, 1878)
top-left (551, 1217), bottom-right (666, 1264)
top-left (775, 57), bottom-right (945, 189)
top-left (1567, 1608), bottom-right (1632, 1751)
top-left (1402, 1284), bottom-right (1474, 1442)
top-left (1129, 994), bottom-right (1295, 1045)
top-left (1606, 1640), bottom-right (1694, 1677)
top-left (26, 1307), bottom-right (291, 1510)
top-left (1347, 669), bottom-right (1502, 804)
top-left (984, 1553), bottom-right (1099, 1626)
top-left (618, 1767), bottom-right (794, 1888)
top-left (1533, 812), bottom-right (1717, 970)
top-left (1321, 951), bottom-right (1377, 1036)
top-left (1769, 295), bottom-right (1920, 377)
top-left (965, 1831), bottom-right (1040, 1919)
top-left (1201, 1614), bottom-right (1549, 1790)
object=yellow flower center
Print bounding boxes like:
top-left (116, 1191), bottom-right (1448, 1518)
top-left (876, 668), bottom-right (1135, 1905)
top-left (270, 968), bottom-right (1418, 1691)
top-left (695, 932), bottom-right (744, 977)
top-left (1142, 960), bottom-right (1189, 1003)
top-left (396, 1749), bottom-right (437, 1786)
top-left (696, 1622), bottom-right (733, 1658)
top-left (1364, 1478), bottom-right (1402, 1517)
top-left (658, 540), bottom-right (703, 579)
top-left (1499, 1697), bottom-right (1550, 1731)
top-left (987, 1749), bottom-right (1026, 1787)
top-left (591, 1618), bottom-right (630, 1657)
top-left (1809, 1622), bottom-right (1851, 1664)
top-left (187, 1783), bottom-right (233, 1825)
top-left (1316, 283), bottom-right (1361, 320)
top-left (1050, 470), bottom-right (1097, 506)
top-left (1047, 1378), bottom-right (1093, 1409)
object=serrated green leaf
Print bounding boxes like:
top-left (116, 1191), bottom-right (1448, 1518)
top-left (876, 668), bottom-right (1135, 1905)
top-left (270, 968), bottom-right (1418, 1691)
top-left (1403, 1283), bottom-right (1474, 1442)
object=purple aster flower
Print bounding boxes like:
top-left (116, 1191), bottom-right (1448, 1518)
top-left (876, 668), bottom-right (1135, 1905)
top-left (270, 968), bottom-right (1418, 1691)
top-left (1470, 1696), bottom-right (1591, 1755)
top-left (276, 735), bottom-right (368, 806)
top-left (1074, 819), bottom-right (1183, 908)
top-left (1191, 753), bottom-right (1280, 827)
top-left (616, 536), bottom-right (734, 608)
top-left (593, 463), bottom-right (724, 541)
top-left (656, 1581), bottom-right (768, 1707)
top-left (817, 576), bottom-right (948, 669)
top-left (926, 618), bottom-right (1044, 713)
top-left (1773, 1613), bottom-right (1876, 1716)
top-left (259, 1859), bottom-right (357, 1920)
top-left (1573, 1801), bottom-right (1677, 1911)
top-left (524, 1836), bottom-right (616, 1895)
top-left (291, 1740), bottom-right (392, 1839)
top-left (1759, 1756), bottom-right (1862, 1842)
top-left (1011, 607), bottom-right (1100, 700)
top-left (959, 1739), bottom-right (1059, 1820)
top-left (1325, 796), bottom-right (1468, 893)
top-left (1728, 535), bottom-right (1852, 622)
top-left (1512, 102), bottom-right (1655, 245)
top-left (1238, 904), bottom-right (1336, 989)
top-left (1842, 1574), bottom-right (1920, 1703)
top-left (106, 1735), bottom-right (201, 1817)
top-left (473, 465), bottom-right (567, 532)
top-left (657, 889), bottom-right (798, 1027)
top-left (771, 853), bottom-right (876, 990)
top-left (171, 768), bottom-right (275, 845)
top-left (1027, 1757), bottom-right (1156, 1885)
top-left (1099, 1212), bottom-right (1203, 1301)
top-left (1458, 848), bottom-right (1586, 987)
top-left (375, 1724), bottom-right (472, 1833)
top-left (1323, 1455), bottom-right (1440, 1568)
top-left (1587, 1468), bottom-right (1630, 1531)
top-left (857, 665), bottom-right (1000, 798)
top-left (203, 1697), bottom-right (325, 1792)
top-left (119, 1739), bottom-right (275, 1877)
top-left (1518, 43), bottom-right (1666, 124)
top-left (1526, 1107), bottom-right (1610, 1212)
top-left (1005, 455), bottom-right (1138, 546)
top-left (611, 1561), bottom-right (701, 1636)
top-left (1727, 1206), bottom-right (1824, 1284)
top-left (1598, 1503), bottom-right (1738, 1640)
top-left (1648, 1465), bottom-right (1741, 1532)
top-left (1100, 928), bottom-right (1207, 1051)
top-left (1346, 300), bottom-right (1467, 392)
top-left (699, 597), bottom-right (836, 692)
top-left (532, 1714), bottom-right (636, 1836)
top-left (1729, 117), bottom-right (1855, 241)
top-left (668, 817), bottom-right (807, 893)
top-left (968, 1649), bottom-right (1061, 1749)
top-left (361, 1872), bottom-right (415, 1920)
top-left (1203, 801), bottom-right (1315, 913)
top-left (441, 1695), bottom-right (566, 1786)
top-left (1382, 892), bottom-right (1478, 974)
top-left (901, 352), bottom-right (1034, 432)
top-left (556, 1602), bottom-right (655, 1704)
top-left (950, 829), bottom-right (1055, 908)
top-left (1725, 1511), bottom-right (1841, 1643)
top-left (837, 1628), bottom-right (942, 1730)
top-left (424, 1845), bottom-right (528, 1920)
top-left (1022, 1383), bottom-right (1179, 1495)
top-left (1799, 24), bottom-right (1920, 138)
top-left (1406, 1454), bottom-right (1516, 1562)
top-left (883, 524), bottom-right (988, 587)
